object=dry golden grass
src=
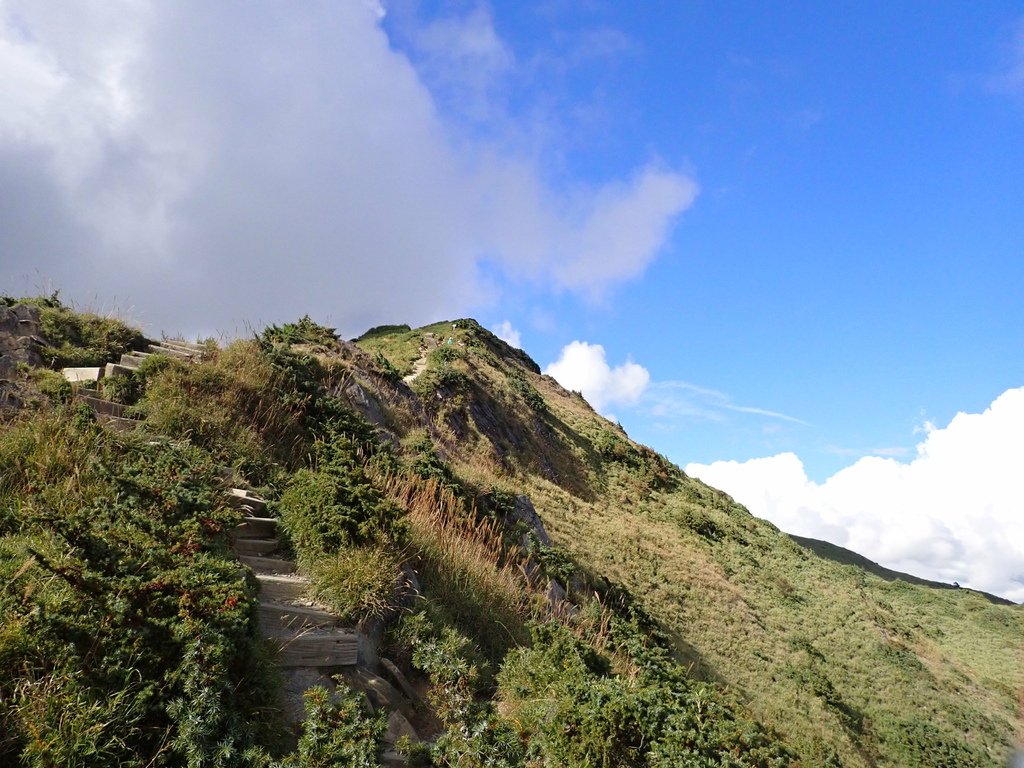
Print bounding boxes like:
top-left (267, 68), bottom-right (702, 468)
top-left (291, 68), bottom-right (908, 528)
top-left (376, 471), bottom-right (535, 662)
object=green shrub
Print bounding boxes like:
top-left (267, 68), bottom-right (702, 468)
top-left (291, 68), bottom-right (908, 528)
top-left (505, 373), bottom-right (546, 413)
top-left (0, 419), bottom-right (279, 766)
top-left (27, 294), bottom-right (144, 368)
top-left (279, 468), bottom-right (404, 556)
top-left (100, 371), bottom-right (141, 404)
top-left (354, 324), bottom-right (411, 341)
top-left (498, 621), bottom-right (796, 768)
top-left (400, 613), bottom-right (526, 768)
top-left (261, 315), bottom-right (339, 351)
top-left (137, 341), bottom-right (306, 484)
top-left (31, 369), bottom-right (73, 404)
top-left (431, 345), bottom-right (463, 365)
top-left (286, 684), bottom-right (385, 768)
top-left (373, 350), bottom-right (401, 382)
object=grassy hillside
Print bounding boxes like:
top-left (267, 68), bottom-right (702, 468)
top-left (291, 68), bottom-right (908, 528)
top-left (0, 303), bottom-right (1020, 767)
top-left (353, 318), bottom-right (1023, 767)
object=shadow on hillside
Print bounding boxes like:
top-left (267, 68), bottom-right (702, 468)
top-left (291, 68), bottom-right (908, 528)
top-left (662, 627), bottom-right (730, 688)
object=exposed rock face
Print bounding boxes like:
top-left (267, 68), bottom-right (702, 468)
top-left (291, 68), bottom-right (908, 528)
top-left (0, 304), bottom-right (47, 370)
top-left (510, 494), bottom-right (551, 547)
top-left (342, 379), bottom-right (388, 428)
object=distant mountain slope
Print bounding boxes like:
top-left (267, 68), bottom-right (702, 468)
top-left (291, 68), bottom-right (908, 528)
top-left (788, 533), bottom-right (1016, 606)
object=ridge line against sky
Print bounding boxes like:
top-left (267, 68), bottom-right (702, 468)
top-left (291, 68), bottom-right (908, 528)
top-left (2, 1), bottom-right (1023, 599)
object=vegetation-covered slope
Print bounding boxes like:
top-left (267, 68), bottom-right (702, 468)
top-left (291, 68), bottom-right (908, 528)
top-left (0, 301), bottom-right (1020, 767)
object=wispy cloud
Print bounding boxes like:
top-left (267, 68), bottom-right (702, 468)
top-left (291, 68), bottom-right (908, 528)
top-left (543, 344), bottom-right (807, 430)
top-left (986, 18), bottom-right (1024, 97)
top-left (826, 444), bottom-right (910, 458)
top-left (644, 381), bottom-right (809, 425)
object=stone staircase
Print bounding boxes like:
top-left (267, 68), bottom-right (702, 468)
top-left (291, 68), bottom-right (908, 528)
top-left (62, 336), bottom-right (423, 760)
top-left (226, 489), bottom-right (360, 669)
top-left (62, 337), bottom-right (210, 430)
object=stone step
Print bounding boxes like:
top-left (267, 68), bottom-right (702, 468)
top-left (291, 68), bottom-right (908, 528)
top-left (226, 488), bottom-right (267, 514)
top-left (240, 555), bottom-right (296, 574)
top-left (146, 343), bottom-right (193, 360)
top-left (103, 415), bottom-right (141, 432)
top-left (161, 339), bottom-right (208, 356)
top-left (256, 573), bottom-right (309, 602)
top-left (259, 600), bottom-right (339, 631)
top-left (77, 394), bottom-right (126, 418)
top-left (104, 362), bottom-right (134, 378)
top-left (119, 353), bottom-right (147, 370)
top-left (269, 628), bottom-right (359, 668)
top-left (62, 367), bottom-right (103, 383)
top-left (232, 517), bottom-right (277, 538)
top-left (231, 537), bottom-right (280, 556)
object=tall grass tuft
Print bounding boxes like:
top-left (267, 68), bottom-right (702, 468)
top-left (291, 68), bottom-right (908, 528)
top-left (376, 471), bottom-right (534, 664)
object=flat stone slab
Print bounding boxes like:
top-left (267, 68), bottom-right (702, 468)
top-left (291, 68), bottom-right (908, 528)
top-left (232, 517), bottom-right (277, 539)
top-left (146, 343), bottom-right (193, 360)
top-left (256, 573), bottom-right (309, 602)
top-left (260, 601), bottom-right (339, 631)
top-left (232, 537), bottom-right (280, 556)
top-left (77, 394), bottom-right (126, 418)
top-left (104, 363), bottom-right (133, 378)
top-left (226, 488), bottom-right (268, 514)
top-left (240, 555), bottom-right (296, 574)
top-left (62, 367), bottom-right (103, 383)
top-left (269, 628), bottom-right (359, 667)
top-left (119, 354), bottom-right (146, 370)
top-left (161, 339), bottom-right (209, 355)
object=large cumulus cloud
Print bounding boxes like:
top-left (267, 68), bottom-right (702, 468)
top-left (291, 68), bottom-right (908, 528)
top-left (687, 387), bottom-right (1024, 602)
top-left (0, 1), bottom-right (695, 336)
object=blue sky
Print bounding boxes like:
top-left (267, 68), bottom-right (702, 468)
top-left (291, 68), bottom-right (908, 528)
top-left (1, 1), bottom-right (1021, 597)
top-left (404, 1), bottom-right (1024, 482)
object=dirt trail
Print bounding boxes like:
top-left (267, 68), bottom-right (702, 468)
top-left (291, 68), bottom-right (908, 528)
top-left (403, 333), bottom-right (440, 384)
top-left (403, 352), bottom-right (428, 384)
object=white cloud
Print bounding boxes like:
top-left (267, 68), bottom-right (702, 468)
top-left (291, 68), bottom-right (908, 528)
top-left (0, 2), bottom-right (695, 336)
top-left (645, 380), bottom-right (807, 424)
top-left (686, 387), bottom-right (1024, 602)
top-left (492, 320), bottom-right (521, 349)
top-left (544, 340), bottom-right (649, 412)
top-left (988, 18), bottom-right (1024, 96)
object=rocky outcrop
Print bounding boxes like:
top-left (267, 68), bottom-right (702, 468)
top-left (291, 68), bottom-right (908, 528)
top-left (509, 494), bottom-right (551, 548)
top-left (0, 304), bottom-right (47, 370)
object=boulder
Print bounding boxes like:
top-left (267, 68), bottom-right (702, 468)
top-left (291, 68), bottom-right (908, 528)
top-left (280, 668), bottom-right (336, 725)
top-left (379, 657), bottom-right (420, 703)
top-left (384, 710), bottom-right (419, 745)
top-left (341, 666), bottom-right (414, 718)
